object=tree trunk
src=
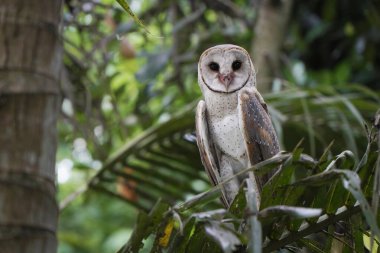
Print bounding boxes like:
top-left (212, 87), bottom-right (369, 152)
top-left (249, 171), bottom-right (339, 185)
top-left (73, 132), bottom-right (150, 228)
top-left (251, 0), bottom-right (293, 93)
top-left (0, 0), bottom-right (62, 252)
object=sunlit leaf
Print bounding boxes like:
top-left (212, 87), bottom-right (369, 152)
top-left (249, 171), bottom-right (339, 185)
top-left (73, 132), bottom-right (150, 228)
top-left (158, 218), bottom-right (175, 248)
top-left (259, 206), bottom-right (322, 220)
top-left (116, 0), bottom-right (154, 36)
top-left (191, 209), bottom-right (227, 220)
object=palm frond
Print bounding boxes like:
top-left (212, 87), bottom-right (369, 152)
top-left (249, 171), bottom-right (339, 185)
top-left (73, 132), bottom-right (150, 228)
top-left (117, 137), bottom-right (379, 252)
top-left (88, 104), bottom-right (207, 211)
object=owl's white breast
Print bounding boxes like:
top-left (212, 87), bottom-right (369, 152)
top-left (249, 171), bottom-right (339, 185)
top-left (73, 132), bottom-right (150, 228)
top-left (203, 89), bottom-right (247, 166)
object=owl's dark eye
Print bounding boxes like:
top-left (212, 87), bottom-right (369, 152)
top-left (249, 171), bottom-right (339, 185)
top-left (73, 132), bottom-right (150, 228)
top-left (209, 62), bottom-right (219, 71)
top-left (232, 60), bottom-right (242, 71)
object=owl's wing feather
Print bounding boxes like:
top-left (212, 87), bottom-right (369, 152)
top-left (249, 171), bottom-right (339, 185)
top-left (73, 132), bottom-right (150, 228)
top-left (195, 100), bottom-right (229, 207)
top-left (238, 88), bottom-right (280, 191)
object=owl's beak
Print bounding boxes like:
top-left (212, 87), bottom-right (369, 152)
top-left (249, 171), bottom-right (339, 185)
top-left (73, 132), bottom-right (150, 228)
top-left (218, 73), bottom-right (233, 90)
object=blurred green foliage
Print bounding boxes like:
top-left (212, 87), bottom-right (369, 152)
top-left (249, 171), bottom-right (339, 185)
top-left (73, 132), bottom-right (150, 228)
top-left (116, 143), bottom-right (379, 252)
top-left (57, 0), bottom-right (380, 252)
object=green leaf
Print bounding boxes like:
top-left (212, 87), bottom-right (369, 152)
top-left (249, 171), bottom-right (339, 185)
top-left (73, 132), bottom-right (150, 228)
top-left (115, 0), bottom-right (154, 36)
top-left (229, 185), bottom-right (247, 218)
top-left (290, 150), bottom-right (356, 187)
top-left (204, 221), bottom-right (242, 253)
top-left (150, 217), bottom-right (174, 253)
top-left (167, 217), bottom-right (196, 253)
top-left (298, 238), bottom-right (325, 253)
top-left (325, 180), bottom-right (350, 214)
top-left (350, 215), bottom-right (365, 253)
top-left (339, 170), bottom-right (380, 240)
top-left (176, 187), bottom-right (221, 212)
top-left (117, 211), bottom-right (150, 253)
top-left (186, 223), bottom-right (222, 253)
top-left (371, 129), bottom-right (380, 224)
top-left (301, 97), bottom-right (316, 157)
top-left (317, 140), bottom-right (335, 166)
top-left (340, 96), bottom-right (366, 131)
top-left (118, 200), bottom-right (170, 253)
top-left (261, 157), bottom-right (295, 209)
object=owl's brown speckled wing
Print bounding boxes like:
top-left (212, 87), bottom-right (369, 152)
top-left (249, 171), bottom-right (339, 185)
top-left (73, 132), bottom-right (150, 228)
top-left (238, 88), bottom-right (280, 191)
top-left (195, 100), bottom-right (229, 207)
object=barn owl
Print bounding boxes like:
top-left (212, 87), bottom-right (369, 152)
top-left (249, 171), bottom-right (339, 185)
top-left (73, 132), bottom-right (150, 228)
top-left (196, 44), bottom-right (280, 208)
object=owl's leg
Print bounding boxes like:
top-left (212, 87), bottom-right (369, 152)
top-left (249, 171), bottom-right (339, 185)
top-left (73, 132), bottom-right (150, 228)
top-left (219, 154), bottom-right (240, 205)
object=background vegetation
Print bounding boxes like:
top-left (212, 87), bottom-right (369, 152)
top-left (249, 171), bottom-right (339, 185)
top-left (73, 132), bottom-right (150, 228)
top-left (57, 0), bottom-right (380, 252)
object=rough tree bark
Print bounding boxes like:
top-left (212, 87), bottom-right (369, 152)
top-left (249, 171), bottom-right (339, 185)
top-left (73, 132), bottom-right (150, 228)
top-left (251, 0), bottom-right (293, 93)
top-left (0, 0), bottom-right (62, 252)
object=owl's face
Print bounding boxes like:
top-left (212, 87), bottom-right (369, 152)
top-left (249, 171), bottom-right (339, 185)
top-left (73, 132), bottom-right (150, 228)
top-left (198, 45), bottom-right (255, 94)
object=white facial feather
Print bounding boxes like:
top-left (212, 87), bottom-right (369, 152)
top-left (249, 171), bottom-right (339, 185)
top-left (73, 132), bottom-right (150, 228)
top-left (198, 44), bottom-right (256, 94)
